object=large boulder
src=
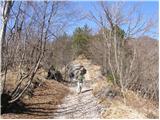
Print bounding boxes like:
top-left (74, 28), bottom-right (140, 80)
top-left (47, 65), bottom-right (63, 82)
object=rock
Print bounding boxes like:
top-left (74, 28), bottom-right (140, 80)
top-left (47, 65), bottom-right (63, 82)
top-left (96, 86), bottom-right (118, 99)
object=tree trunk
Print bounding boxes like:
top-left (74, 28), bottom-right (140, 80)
top-left (1, 1), bottom-right (14, 93)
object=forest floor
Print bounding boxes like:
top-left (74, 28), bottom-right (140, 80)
top-left (1, 57), bottom-right (159, 119)
top-left (1, 80), bottom-right (70, 119)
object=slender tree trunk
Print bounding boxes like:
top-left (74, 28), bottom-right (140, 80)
top-left (0, 1), bottom-right (14, 93)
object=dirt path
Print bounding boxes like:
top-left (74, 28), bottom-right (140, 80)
top-left (53, 80), bottom-right (104, 119)
top-left (52, 58), bottom-right (105, 119)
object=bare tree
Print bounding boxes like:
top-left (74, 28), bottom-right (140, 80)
top-left (0, 1), bottom-right (14, 93)
top-left (1, 1), bottom-right (72, 104)
top-left (89, 1), bottom-right (157, 101)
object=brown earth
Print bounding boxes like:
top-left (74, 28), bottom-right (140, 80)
top-left (1, 80), bottom-right (69, 119)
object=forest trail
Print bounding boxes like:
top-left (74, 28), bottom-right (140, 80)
top-left (53, 57), bottom-right (105, 119)
top-left (53, 81), bottom-right (104, 119)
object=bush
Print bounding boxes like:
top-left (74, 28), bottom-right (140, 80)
top-left (106, 73), bottom-right (120, 86)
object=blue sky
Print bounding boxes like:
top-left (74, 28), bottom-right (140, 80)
top-left (0, 1), bottom-right (158, 39)
top-left (66, 1), bottom-right (159, 39)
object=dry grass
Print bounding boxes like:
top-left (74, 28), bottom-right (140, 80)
top-left (101, 99), bottom-right (147, 119)
top-left (124, 90), bottom-right (159, 119)
top-left (92, 80), bottom-right (113, 95)
top-left (2, 70), bottom-right (18, 93)
top-left (1, 69), bottom-right (70, 119)
top-left (3, 68), bottom-right (47, 93)
top-left (92, 79), bottom-right (159, 119)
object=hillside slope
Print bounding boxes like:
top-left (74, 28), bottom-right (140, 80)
top-left (1, 77), bottom-right (69, 119)
top-left (1, 56), bottom-right (159, 119)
